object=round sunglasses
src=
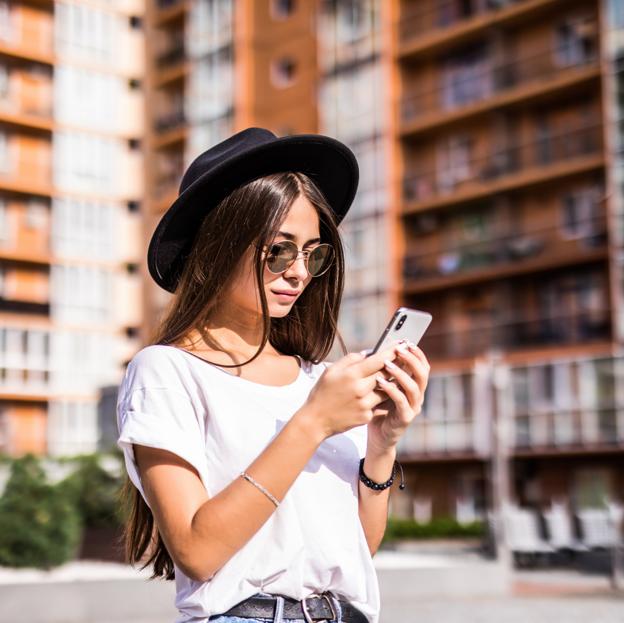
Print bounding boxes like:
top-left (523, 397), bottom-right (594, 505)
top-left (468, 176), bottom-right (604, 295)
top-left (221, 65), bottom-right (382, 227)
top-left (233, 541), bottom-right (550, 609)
top-left (261, 240), bottom-right (334, 277)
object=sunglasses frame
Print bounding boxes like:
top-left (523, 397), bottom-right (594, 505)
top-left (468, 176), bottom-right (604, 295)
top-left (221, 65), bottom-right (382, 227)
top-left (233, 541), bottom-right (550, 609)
top-left (260, 239), bottom-right (334, 277)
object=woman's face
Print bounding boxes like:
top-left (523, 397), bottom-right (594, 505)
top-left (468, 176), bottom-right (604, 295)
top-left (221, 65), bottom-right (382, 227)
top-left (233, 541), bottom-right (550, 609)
top-left (225, 194), bottom-right (321, 319)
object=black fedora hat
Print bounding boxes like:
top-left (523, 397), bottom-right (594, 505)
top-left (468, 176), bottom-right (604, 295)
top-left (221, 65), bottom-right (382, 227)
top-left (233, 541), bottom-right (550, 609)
top-left (147, 127), bottom-right (359, 293)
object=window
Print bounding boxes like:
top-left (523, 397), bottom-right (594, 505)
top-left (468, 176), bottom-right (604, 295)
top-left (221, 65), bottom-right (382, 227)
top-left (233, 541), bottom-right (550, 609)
top-left (0, 63), bottom-right (8, 100)
top-left (271, 0), bottom-right (296, 19)
top-left (560, 186), bottom-right (602, 240)
top-left (610, 0), bottom-right (624, 28)
top-left (0, 198), bottom-right (8, 244)
top-left (573, 468), bottom-right (613, 508)
top-left (554, 17), bottom-right (596, 67)
top-left (271, 57), bottom-right (297, 88)
top-left (0, 131), bottom-right (9, 172)
top-left (436, 135), bottom-right (474, 192)
top-left (441, 44), bottom-right (493, 109)
top-left (25, 200), bottom-right (47, 229)
top-left (0, 0), bottom-right (11, 42)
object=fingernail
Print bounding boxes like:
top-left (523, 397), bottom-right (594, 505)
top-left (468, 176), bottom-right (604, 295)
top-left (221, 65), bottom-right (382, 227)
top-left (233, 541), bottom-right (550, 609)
top-left (396, 342), bottom-right (409, 352)
top-left (376, 374), bottom-right (388, 385)
top-left (384, 359), bottom-right (397, 369)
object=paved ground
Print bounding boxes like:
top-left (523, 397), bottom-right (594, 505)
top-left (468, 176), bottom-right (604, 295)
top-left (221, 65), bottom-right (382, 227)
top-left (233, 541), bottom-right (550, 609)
top-left (380, 592), bottom-right (624, 623)
top-left (1, 551), bottom-right (623, 623)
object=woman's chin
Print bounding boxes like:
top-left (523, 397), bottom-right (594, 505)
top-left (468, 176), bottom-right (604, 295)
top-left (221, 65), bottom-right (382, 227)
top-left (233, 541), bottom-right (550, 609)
top-left (268, 302), bottom-right (295, 317)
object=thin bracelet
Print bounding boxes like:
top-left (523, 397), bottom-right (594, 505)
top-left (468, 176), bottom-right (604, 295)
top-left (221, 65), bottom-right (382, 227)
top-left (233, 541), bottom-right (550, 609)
top-left (240, 471), bottom-right (280, 507)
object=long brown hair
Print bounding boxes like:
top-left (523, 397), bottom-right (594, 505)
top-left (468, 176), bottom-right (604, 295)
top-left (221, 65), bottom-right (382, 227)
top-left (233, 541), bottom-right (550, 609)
top-left (121, 171), bottom-right (348, 579)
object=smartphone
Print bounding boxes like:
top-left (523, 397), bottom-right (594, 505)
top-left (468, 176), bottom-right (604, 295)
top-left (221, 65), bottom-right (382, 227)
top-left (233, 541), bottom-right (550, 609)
top-left (366, 307), bottom-right (432, 357)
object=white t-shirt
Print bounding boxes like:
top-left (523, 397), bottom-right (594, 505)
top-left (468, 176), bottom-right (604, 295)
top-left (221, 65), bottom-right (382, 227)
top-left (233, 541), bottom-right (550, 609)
top-left (116, 344), bottom-right (380, 623)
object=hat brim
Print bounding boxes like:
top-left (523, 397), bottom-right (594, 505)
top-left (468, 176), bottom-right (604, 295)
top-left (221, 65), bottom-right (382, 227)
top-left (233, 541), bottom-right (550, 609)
top-left (147, 134), bottom-right (359, 293)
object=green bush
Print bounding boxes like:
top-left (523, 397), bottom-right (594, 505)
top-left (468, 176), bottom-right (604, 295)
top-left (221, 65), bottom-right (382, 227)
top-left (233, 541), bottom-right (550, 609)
top-left (58, 453), bottom-right (125, 529)
top-left (382, 516), bottom-right (484, 543)
top-left (0, 454), bottom-right (82, 568)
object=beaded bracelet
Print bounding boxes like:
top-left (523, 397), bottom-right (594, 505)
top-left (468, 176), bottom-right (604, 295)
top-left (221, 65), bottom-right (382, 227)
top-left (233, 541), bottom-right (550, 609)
top-left (359, 458), bottom-right (405, 491)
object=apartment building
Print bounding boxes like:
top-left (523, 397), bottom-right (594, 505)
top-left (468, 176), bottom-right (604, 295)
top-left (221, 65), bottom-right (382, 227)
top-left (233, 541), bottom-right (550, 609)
top-left (0, 0), bottom-right (145, 456)
top-left (317, 0), bottom-right (393, 354)
top-left (390, 0), bottom-right (624, 521)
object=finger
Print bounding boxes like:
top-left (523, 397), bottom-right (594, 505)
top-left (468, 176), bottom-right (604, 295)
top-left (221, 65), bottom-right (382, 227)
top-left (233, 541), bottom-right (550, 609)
top-left (382, 358), bottom-right (421, 409)
top-left (407, 344), bottom-right (431, 371)
top-left (396, 348), bottom-right (429, 391)
top-left (331, 351), bottom-right (366, 371)
top-left (375, 375), bottom-right (412, 419)
top-left (349, 340), bottom-right (404, 378)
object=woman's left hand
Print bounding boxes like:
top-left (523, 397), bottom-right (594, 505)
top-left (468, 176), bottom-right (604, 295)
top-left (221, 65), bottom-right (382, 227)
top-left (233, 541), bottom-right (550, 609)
top-left (367, 342), bottom-right (430, 453)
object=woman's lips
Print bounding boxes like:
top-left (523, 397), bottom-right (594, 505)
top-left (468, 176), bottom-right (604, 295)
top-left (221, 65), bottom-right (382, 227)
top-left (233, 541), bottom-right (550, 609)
top-left (271, 290), bottom-right (299, 300)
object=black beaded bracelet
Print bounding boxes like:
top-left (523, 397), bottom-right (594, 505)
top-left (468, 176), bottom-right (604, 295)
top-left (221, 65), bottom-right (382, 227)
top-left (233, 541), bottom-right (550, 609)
top-left (359, 458), bottom-right (405, 491)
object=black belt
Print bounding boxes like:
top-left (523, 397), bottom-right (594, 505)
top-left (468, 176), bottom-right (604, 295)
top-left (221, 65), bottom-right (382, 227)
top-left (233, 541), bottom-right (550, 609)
top-left (213, 591), bottom-right (367, 622)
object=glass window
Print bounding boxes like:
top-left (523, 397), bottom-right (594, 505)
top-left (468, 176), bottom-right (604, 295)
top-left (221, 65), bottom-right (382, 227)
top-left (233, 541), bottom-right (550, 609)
top-left (271, 57), bottom-right (297, 88)
top-left (554, 17), bottom-right (596, 67)
top-left (25, 200), bottom-right (47, 229)
top-left (0, 198), bottom-right (8, 244)
top-left (560, 186), bottom-right (602, 239)
top-left (271, 0), bottom-right (296, 19)
top-left (609, 0), bottom-right (624, 28)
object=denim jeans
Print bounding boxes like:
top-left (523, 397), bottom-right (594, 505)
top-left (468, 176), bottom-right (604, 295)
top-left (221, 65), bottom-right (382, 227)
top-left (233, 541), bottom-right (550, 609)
top-left (207, 592), bottom-right (343, 623)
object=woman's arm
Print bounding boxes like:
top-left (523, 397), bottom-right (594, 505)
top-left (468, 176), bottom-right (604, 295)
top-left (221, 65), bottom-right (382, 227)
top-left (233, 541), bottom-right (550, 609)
top-left (357, 445), bottom-right (397, 556)
top-left (134, 406), bottom-right (325, 582)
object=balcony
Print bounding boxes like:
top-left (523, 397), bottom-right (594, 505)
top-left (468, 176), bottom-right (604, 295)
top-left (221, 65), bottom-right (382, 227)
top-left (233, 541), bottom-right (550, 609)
top-left (398, 0), bottom-right (560, 56)
top-left (403, 214), bottom-right (609, 294)
top-left (0, 67), bottom-right (53, 125)
top-left (0, 5), bottom-right (54, 62)
top-left (403, 123), bottom-right (604, 213)
top-left (397, 354), bottom-right (624, 460)
top-left (420, 308), bottom-right (611, 361)
top-left (156, 38), bottom-right (186, 69)
top-left (0, 145), bottom-right (53, 197)
top-left (154, 0), bottom-right (188, 27)
top-left (400, 48), bottom-right (599, 136)
top-left (154, 107), bottom-right (186, 133)
top-left (398, 417), bottom-right (478, 457)
top-left (511, 355), bottom-right (624, 452)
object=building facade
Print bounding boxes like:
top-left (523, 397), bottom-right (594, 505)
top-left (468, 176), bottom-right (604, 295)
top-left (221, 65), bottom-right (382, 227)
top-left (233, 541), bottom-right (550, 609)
top-left (0, 0), bottom-right (145, 456)
top-left (391, 0), bottom-right (624, 520)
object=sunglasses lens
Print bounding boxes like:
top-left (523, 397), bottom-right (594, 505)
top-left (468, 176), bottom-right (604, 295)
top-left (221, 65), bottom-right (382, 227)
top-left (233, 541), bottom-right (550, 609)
top-left (266, 241), bottom-right (297, 273)
top-left (308, 244), bottom-right (333, 276)
top-left (265, 241), bottom-right (334, 276)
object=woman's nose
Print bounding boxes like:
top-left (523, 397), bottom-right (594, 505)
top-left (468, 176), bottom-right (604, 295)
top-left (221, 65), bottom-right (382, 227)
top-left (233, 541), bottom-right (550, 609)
top-left (284, 254), bottom-right (309, 280)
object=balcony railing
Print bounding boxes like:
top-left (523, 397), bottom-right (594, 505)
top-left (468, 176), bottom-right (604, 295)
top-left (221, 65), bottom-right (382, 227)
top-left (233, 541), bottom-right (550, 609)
top-left (513, 407), bottom-right (623, 449)
top-left (420, 308), bottom-right (611, 360)
top-left (397, 355), bottom-right (624, 458)
top-left (403, 214), bottom-right (609, 287)
top-left (157, 0), bottom-right (185, 9)
top-left (399, 0), bottom-right (527, 44)
top-left (400, 46), bottom-right (598, 125)
top-left (156, 40), bottom-right (186, 68)
top-left (398, 417), bottom-right (477, 455)
top-left (154, 108), bottom-right (186, 132)
top-left (403, 123), bottom-right (602, 207)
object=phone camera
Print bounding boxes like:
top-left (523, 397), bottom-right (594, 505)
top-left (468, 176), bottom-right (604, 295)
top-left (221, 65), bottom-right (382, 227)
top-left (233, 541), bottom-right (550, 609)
top-left (395, 314), bottom-right (407, 330)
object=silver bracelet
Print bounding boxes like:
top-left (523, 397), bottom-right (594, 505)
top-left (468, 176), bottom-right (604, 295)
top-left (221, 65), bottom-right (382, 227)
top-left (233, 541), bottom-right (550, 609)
top-left (240, 471), bottom-right (280, 507)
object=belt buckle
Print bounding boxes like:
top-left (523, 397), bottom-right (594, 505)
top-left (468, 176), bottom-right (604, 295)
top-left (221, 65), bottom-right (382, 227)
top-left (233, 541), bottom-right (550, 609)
top-left (301, 592), bottom-right (337, 623)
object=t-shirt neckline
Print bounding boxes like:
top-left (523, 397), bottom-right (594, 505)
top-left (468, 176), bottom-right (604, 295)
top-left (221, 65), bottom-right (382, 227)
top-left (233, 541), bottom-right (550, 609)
top-left (160, 345), bottom-right (307, 390)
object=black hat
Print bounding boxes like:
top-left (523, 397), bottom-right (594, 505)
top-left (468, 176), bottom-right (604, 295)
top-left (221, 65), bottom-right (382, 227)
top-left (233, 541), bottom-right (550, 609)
top-left (147, 127), bottom-right (359, 293)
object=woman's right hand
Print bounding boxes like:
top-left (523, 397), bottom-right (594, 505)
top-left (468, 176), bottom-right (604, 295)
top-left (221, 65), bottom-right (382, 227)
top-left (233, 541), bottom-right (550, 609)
top-left (296, 342), bottom-right (402, 440)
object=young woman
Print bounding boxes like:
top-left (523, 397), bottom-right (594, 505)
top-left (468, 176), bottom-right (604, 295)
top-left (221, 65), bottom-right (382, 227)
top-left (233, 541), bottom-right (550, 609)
top-left (116, 128), bottom-right (430, 623)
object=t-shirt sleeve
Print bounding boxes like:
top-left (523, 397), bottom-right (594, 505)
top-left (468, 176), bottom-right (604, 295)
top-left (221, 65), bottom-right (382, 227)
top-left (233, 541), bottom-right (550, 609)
top-left (348, 423), bottom-right (368, 460)
top-left (116, 347), bottom-right (212, 506)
